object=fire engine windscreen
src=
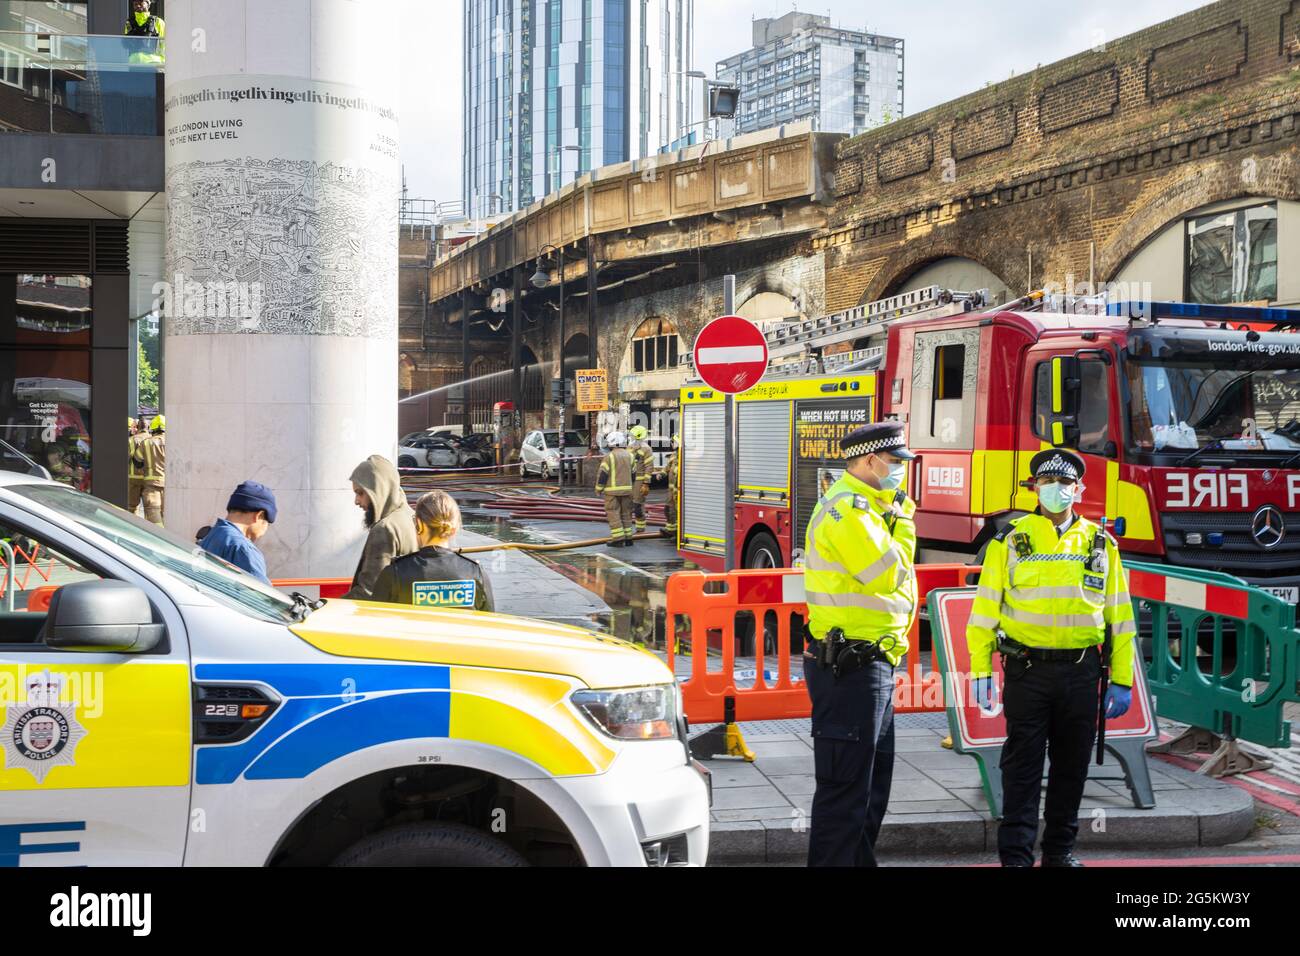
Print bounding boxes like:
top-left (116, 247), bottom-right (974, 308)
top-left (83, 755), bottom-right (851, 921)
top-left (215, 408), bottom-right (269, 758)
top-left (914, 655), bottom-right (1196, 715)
top-left (1126, 357), bottom-right (1300, 453)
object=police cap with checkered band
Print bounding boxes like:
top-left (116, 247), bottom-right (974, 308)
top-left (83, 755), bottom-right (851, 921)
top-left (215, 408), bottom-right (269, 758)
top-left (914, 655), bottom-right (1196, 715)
top-left (840, 421), bottom-right (915, 461)
top-left (1029, 448), bottom-right (1085, 482)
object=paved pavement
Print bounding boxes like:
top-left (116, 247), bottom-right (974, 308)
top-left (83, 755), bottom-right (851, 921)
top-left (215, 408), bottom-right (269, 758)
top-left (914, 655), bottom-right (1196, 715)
top-left (701, 714), bottom-right (1258, 865)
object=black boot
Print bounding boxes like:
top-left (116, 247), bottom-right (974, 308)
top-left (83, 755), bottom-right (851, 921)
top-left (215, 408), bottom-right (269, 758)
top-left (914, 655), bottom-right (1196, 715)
top-left (1041, 853), bottom-right (1085, 867)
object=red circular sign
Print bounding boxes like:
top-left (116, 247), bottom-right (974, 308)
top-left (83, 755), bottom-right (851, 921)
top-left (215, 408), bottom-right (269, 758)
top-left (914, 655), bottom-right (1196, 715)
top-left (692, 315), bottom-right (769, 394)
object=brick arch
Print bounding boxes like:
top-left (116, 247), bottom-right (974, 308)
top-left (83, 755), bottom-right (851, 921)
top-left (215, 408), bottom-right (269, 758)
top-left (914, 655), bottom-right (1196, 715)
top-left (733, 272), bottom-right (806, 311)
top-left (1100, 152), bottom-right (1300, 282)
top-left (862, 244), bottom-right (1013, 305)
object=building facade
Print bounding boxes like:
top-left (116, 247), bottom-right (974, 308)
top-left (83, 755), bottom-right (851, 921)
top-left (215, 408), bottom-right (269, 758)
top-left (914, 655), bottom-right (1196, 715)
top-left (462, 0), bottom-right (694, 220)
top-left (716, 12), bottom-right (902, 139)
top-left (0, 0), bottom-right (166, 506)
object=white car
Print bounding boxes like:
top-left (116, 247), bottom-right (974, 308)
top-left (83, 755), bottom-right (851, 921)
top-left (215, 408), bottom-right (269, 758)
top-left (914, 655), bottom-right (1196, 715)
top-left (398, 435), bottom-right (460, 469)
top-left (0, 473), bottom-right (710, 865)
top-left (519, 430), bottom-right (584, 479)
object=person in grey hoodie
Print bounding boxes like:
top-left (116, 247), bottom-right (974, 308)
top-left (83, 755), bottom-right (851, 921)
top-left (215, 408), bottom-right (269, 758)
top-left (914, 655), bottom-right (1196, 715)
top-left (344, 455), bottom-right (419, 600)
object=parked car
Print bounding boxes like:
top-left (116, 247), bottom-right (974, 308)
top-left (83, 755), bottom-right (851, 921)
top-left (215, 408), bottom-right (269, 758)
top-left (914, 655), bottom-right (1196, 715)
top-left (445, 434), bottom-right (492, 469)
top-left (398, 435), bottom-right (460, 469)
top-left (519, 430), bottom-right (585, 479)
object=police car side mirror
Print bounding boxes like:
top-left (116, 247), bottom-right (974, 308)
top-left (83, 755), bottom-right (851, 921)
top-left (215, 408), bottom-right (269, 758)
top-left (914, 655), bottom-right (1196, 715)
top-left (44, 581), bottom-right (164, 653)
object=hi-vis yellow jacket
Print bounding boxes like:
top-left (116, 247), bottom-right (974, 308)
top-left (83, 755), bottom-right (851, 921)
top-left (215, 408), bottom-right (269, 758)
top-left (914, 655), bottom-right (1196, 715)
top-left (804, 471), bottom-right (917, 665)
top-left (967, 512), bottom-right (1137, 685)
top-left (596, 448), bottom-right (633, 496)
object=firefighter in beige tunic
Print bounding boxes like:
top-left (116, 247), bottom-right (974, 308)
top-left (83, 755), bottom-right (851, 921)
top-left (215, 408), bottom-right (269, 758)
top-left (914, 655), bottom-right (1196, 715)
top-left (596, 432), bottom-right (635, 548)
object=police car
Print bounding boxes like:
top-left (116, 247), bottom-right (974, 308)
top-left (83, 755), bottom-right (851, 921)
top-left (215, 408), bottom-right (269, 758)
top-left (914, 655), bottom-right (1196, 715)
top-left (0, 474), bottom-right (709, 866)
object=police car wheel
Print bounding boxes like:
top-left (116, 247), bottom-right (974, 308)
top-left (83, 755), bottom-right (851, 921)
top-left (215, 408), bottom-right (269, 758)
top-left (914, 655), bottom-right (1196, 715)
top-left (743, 531), bottom-right (781, 569)
top-left (333, 822), bottom-right (529, 867)
top-left (398, 455), bottom-right (417, 469)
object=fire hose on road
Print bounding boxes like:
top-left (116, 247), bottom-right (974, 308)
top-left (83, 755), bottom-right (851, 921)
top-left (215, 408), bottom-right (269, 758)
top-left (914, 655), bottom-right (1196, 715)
top-left (457, 531), bottom-right (669, 554)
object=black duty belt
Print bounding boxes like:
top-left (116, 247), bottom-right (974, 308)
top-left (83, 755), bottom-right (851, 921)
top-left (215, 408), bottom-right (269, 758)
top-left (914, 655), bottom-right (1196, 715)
top-left (999, 640), bottom-right (1101, 664)
top-left (806, 634), bottom-right (893, 677)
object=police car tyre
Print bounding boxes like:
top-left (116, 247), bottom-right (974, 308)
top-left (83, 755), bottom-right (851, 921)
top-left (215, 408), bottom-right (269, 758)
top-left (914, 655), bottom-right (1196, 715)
top-left (744, 531), bottom-right (782, 569)
top-left (398, 455), bottom-right (417, 469)
top-left (332, 822), bottom-right (530, 867)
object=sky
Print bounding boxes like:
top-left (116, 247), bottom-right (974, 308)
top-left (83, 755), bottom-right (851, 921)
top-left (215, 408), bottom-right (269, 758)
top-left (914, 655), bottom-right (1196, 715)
top-left (398, 0), bottom-right (1206, 204)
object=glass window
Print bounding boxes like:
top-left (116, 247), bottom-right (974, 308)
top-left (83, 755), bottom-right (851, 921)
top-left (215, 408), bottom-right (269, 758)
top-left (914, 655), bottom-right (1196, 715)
top-left (0, 348), bottom-right (90, 491)
top-left (13, 274), bottom-right (90, 346)
top-left (935, 344), bottom-right (964, 400)
top-left (11, 483), bottom-right (300, 626)
top-left (1187, 203), bottom-right (1278, 305)
top-left (630, 318), bottom-right (679, 374)
top-left (1033, 360), bottom-right (1112, 455)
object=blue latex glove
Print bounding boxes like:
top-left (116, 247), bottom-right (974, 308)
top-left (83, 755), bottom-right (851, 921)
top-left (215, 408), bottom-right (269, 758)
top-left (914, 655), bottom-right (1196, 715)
top-left (973, 676), bottom-right (998, 712)
top-left (1104, 684), bottom-right (1132, 718)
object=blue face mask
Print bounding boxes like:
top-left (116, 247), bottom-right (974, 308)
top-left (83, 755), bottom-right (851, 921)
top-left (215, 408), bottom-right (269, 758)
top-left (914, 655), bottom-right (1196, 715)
top-left (1037, 482), bottom-right (1076, 514)
top-left (878, 461), bottom-right (906, 491)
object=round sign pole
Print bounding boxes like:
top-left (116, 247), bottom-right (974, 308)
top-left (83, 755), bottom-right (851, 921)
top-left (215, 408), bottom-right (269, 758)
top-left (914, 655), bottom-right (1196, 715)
top-left (690, 277), bottom-right (770, 570)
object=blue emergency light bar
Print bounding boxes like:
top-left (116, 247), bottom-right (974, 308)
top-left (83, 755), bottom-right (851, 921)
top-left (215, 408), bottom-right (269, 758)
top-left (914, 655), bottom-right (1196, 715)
top-left (1107, 300), bottom-right (1300, 326)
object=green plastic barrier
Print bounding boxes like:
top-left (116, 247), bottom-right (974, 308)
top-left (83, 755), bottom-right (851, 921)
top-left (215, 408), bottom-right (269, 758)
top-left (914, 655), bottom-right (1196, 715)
top-left (1127, 560), bottom-right (1297, 761)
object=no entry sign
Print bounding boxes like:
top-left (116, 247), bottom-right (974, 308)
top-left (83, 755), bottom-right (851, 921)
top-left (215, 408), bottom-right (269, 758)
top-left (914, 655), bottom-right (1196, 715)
top-left (692, 315), bottom-right (769, 394)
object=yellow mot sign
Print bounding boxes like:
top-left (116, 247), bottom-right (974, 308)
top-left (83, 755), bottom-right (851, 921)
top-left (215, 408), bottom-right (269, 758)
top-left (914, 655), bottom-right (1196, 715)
top-left (575, 369), bottom-right (608, 412)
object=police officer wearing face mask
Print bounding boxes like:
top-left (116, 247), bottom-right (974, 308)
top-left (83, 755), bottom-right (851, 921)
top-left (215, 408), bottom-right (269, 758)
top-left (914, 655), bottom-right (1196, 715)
top-left (803, 421), bottom-right (917, 867)
top-left (966, 449), bottom-right (1137, 867)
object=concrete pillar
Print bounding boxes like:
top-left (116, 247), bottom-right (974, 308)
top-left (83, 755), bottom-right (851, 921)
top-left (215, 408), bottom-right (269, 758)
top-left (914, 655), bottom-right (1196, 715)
top-left (162, 0), bottom-right (400, 577)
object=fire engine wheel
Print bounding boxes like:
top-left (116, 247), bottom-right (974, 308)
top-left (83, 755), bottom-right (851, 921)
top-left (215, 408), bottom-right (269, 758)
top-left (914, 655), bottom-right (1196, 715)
top-left (743, 532), bottom-right (782, 569)
top-left (398, 455), bottom-right (417, 469)
top-left (332, 823), bottom-right (530, 867)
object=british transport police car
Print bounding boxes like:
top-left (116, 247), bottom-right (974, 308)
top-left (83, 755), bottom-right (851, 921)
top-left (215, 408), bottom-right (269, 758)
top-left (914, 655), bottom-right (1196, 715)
top-left (0, 473), bottom-right (709, 866)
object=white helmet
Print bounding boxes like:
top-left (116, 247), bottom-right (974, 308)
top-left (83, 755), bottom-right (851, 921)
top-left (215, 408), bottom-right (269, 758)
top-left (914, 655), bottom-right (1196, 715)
top-left (607, 431), bottom-right (626, 448)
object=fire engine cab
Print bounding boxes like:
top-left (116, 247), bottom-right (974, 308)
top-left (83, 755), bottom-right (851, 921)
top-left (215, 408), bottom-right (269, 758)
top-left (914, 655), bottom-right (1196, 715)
top-left (677, 287), bottom-right (1300, 605)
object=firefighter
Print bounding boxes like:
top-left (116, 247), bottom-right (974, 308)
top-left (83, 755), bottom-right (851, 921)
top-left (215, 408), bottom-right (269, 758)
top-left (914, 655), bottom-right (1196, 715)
top-left (966, 449), bottom-right (1136, 867)
top-left (127, 417), bottom-right (148, 515)
top-left (596, 431), bottom-right (635, 548)
top-left (140, 415), bottom-right (166, 526)
top-left (628, 425), bottom-right (653, 534)
top-left (803, 421), bottom-right (917, 867)
top-left (661, 433), bottom-right (679, 538)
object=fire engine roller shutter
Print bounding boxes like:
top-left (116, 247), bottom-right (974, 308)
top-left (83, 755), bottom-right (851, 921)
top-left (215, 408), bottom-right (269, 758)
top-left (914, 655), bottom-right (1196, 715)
top-left (682, 403), bottom-right (727, 547)
top-left (738, 401), bottom-right (791, 496)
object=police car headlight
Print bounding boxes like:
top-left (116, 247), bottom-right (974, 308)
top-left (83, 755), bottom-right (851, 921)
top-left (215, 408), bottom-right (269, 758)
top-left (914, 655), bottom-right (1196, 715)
top-left (571, 686), bottom-right (677, 740)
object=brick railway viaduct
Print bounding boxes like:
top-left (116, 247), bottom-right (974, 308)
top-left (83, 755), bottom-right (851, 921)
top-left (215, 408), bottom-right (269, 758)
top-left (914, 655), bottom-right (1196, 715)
top-left (407, 0), bottom-right (1300, 438)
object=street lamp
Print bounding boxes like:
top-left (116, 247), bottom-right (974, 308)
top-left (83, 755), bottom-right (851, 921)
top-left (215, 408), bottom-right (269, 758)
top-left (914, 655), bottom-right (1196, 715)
top-left (551, 144), bottom-right (582, 195)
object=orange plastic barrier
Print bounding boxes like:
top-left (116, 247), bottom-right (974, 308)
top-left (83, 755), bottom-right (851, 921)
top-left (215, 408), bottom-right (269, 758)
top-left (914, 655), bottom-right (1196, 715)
top-left (666, 563), bottom-right (979, 725)
top-left (271, 578), bottom-right (353, 600)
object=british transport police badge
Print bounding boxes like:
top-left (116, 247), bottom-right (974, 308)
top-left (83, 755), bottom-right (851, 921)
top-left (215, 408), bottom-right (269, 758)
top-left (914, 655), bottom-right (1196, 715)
top-left (1, 670), bottom-right (87, 784)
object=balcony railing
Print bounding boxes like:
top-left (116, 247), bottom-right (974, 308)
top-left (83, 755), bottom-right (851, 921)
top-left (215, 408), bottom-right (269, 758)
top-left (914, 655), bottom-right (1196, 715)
top-left (0, 32), bottom-right (163, 136)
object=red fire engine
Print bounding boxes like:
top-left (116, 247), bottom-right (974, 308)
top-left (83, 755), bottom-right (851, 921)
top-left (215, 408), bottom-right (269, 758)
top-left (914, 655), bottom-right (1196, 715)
top-left (677, 287), bottom-right (1300, 604)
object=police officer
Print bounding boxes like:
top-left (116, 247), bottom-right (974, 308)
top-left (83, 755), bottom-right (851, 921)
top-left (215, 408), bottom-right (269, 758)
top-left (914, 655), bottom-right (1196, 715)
top-left (140, 415), bottom-right (166, 526)
top-left (596, 431), bottom-right (635, 548)
top-left (369, 490), bottom-right (494, 611)
top-left (966, 449), bottom-right (1136, 867)
top-left (124, 0), bottom-right (165, 64)
top-left (629, 425), bottom-right (653, 534)
top-left (661, 433), bottom-right (680, 538)
top-left (804, 421), bottom-right (917, 867)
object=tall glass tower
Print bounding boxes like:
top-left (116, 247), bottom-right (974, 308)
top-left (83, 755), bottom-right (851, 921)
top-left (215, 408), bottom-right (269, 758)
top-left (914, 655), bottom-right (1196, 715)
top-left (463, 0), bottom-right (694, 219)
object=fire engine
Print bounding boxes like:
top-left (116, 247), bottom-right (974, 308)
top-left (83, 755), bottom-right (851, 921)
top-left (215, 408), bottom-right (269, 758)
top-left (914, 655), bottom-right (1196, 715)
top-left (677, 286), bottom-right (1300, 604)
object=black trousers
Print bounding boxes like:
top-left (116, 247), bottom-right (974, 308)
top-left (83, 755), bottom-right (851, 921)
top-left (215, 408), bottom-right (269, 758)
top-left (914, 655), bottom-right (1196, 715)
top-left (805, 656), bottom-right (895, 867)
top-left (998, 650), bottom-right (1102, 866)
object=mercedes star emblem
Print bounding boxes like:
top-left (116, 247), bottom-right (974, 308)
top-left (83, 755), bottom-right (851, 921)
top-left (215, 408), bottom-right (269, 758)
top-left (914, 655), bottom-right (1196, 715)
top-left (1251, 505), bottom-right (1286, 550)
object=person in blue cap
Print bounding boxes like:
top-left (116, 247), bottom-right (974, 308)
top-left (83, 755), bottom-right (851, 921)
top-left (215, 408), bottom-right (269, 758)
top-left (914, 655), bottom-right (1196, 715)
top-left (199, 481), bottom-right (277, 585)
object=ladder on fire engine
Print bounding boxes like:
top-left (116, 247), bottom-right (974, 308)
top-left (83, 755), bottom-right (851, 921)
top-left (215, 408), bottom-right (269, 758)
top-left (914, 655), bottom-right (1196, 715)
top-left (759, 285), bottom-right (990, 377)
